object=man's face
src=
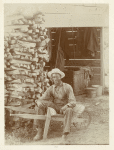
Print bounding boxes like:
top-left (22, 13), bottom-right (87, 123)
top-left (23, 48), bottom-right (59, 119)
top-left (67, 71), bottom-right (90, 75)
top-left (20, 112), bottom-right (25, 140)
top-left (51, 73), bottom-right (61, 85)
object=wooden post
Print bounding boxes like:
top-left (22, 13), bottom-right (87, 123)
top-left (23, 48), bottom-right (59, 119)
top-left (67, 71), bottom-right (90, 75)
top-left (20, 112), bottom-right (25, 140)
top-left (100, 27), bottom-right (105, 94)
top-left (43, 107), bottom-right (51, 140)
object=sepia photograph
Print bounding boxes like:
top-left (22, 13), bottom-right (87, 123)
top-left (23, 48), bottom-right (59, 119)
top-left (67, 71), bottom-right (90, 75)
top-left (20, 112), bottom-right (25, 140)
top-left (4, 3), bottom-right (109, 145)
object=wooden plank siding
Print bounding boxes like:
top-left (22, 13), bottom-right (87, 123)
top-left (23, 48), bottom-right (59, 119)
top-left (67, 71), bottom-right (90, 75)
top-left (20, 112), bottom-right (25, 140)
top-left (70, 51), bottom-right (100, 59)
top-left (44, 14), bottom-right (107, 27)
top-left (46, 27), bottom-right (102, 86)
top-left (65, 60), bottom-right (101, 67)
top-left (51, 27), bottom-right (101, 59)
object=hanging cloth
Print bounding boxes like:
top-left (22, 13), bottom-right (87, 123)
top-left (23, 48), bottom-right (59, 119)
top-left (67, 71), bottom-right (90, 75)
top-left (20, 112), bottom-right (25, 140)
top-left (83, 27), bottom-right (99, 57)
top-left (50, 28), bottom-right (60, 69)
top-left (55, 28), bottom-right (65, 71)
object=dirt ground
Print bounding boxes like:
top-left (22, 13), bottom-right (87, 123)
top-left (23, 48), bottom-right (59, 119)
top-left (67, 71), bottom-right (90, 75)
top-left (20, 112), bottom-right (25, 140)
top-left (5, 94), bottom-right (109, 145)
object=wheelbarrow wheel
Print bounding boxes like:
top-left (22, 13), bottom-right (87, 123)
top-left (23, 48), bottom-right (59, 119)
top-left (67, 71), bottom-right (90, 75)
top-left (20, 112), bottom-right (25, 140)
top-left (72, 110), bottom-right (91, 130)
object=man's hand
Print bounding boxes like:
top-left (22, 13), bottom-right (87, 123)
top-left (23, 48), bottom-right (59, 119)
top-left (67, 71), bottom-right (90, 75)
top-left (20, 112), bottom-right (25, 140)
top-left (60, 105), bottom-right (68, 114)
top-left (35, 100), bottom-right (44, 108)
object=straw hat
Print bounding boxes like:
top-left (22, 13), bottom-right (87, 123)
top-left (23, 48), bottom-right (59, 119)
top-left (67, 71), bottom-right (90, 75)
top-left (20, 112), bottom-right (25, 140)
top-left (48, 68), bottom-right (65, 79)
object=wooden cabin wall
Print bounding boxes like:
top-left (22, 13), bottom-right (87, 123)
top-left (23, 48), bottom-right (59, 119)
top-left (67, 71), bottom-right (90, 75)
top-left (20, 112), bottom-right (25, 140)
top-left (4, 4), bottom-right (108, 91)
top-left (45, 27), bottom-right (101, 86)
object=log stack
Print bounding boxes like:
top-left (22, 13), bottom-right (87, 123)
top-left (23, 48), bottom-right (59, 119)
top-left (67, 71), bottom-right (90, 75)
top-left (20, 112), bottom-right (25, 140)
top-left (4, 13), bottom-right (50, 107)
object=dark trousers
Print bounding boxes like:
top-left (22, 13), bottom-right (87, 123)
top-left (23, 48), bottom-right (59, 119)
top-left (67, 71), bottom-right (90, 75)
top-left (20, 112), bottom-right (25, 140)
top-left (34, 100), bottom-right (73, 134)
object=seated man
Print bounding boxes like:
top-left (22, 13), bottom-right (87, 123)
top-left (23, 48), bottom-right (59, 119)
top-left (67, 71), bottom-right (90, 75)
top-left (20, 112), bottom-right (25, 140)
top-left (33, 68), bottom-right (76, 143)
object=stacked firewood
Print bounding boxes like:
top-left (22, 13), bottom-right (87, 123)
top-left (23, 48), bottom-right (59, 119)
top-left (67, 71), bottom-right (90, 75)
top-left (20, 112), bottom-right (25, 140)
top-left (4, 14), bottom-right (50, 107)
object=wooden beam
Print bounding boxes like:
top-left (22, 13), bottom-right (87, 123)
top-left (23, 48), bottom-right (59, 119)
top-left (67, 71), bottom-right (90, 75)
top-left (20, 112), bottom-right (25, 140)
top-left (65, 60), bottom-right (101, 67)
top-left (44, 14), bottom-right (105, 27)
top-left (10, 114), bottom-right (46, 120)
top-left (64, 66), bottom-right (101, 74)
top-left (100, 27), bottom-right (105, 94)
top-left (46, 60), bottom-right (101, 67)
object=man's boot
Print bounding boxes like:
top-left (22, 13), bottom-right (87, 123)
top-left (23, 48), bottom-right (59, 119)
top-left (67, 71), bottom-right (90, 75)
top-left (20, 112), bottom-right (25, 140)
top-left (60, 133), bottom-right (70, 144)
top-left (33, 128), bottom-right (43, 141)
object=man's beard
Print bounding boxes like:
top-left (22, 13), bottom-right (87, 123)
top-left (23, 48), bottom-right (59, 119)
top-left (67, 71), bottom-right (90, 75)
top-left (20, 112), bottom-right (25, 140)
top-left (54, 80), bottom-right (61, 85)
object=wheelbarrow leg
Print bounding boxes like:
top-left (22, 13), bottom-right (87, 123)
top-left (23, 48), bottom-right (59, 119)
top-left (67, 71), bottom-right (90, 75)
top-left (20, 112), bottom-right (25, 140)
top-left (43, 107), bottom-right (51, 140)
